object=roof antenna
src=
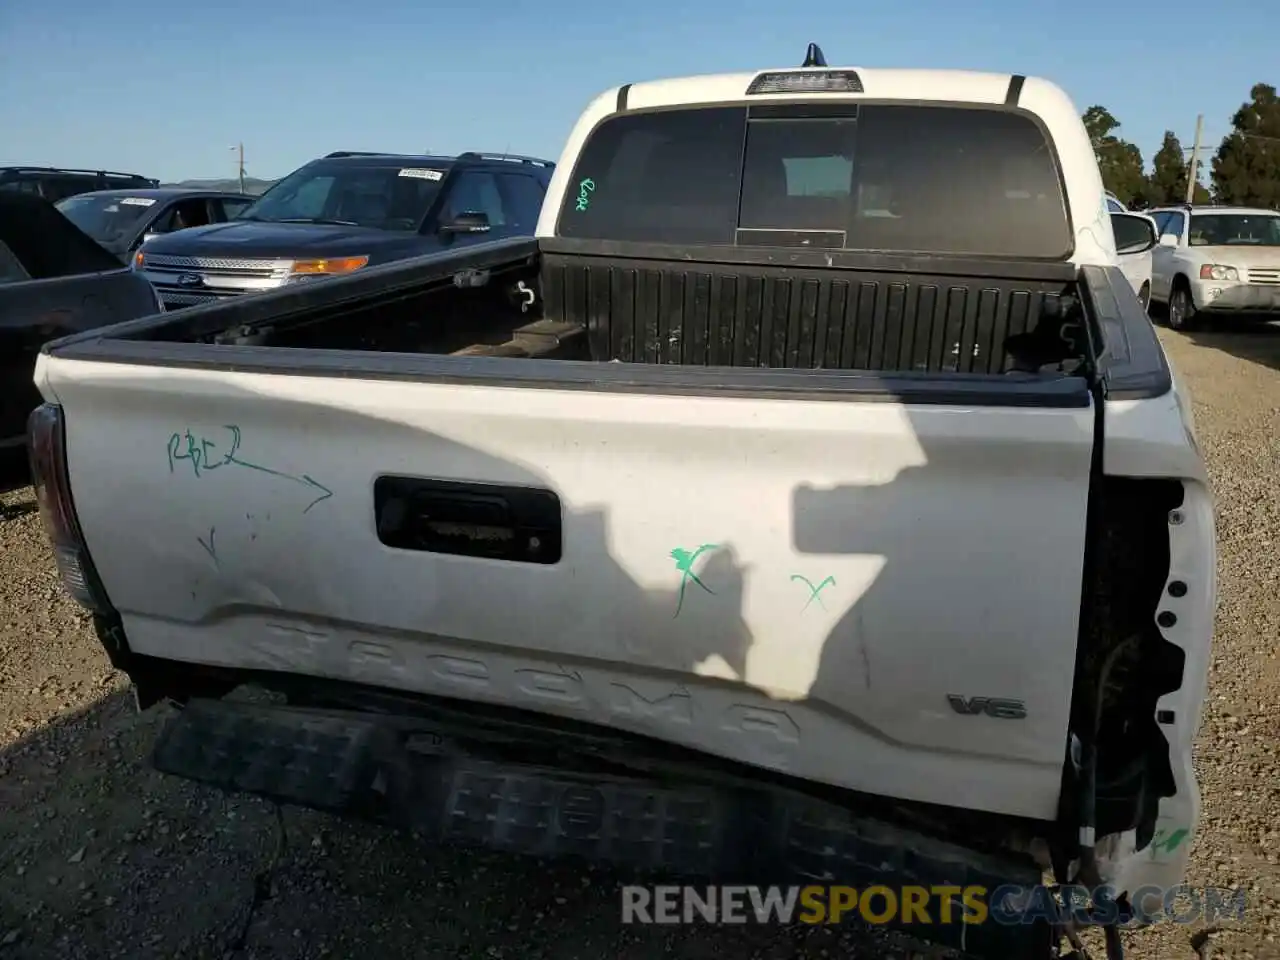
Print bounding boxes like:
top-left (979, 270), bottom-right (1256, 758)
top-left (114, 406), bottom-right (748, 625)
top-left (802, 43), bottom-right (827, 67)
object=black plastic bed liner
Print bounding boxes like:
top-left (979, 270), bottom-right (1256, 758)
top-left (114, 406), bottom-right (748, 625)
top-left (540, 239), bottom-right (1077, 375)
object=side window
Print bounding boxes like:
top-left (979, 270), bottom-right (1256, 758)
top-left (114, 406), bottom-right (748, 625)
top-left (444, 171), bottom-right (507, 226)
top-left (152, 199), bottom-right (213, 234)
top-left (0, 239), bottom-right (30, 284)
top-left (497, 174), bottom-right (545, 232)
top-left (183, 199), bottom-right (214, 229)
top-left (217, 197), bottom-right (253, 221)
top-left (149, 206), bottom-right (177, 233)
top-left (1162, 211), bottom-right (1186, 240)
top-left (1149, 211), bottom-right (1172, 235)
top-left (1106, 198), bottom-right (1126, 213)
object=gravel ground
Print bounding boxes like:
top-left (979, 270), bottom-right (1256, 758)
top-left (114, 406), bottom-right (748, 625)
top-left (1, 324), bottom-right (1278, 960)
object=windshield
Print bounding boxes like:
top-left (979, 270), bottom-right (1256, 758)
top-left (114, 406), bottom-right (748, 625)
top-left (55, 194), bottom-right (154, 242)
top-left (1189, 213), bottom-right (1280, 246)
top-left (237, 162), bottom-right (446, 230)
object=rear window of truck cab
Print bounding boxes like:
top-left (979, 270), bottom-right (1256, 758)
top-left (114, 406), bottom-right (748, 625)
top-left (557, 103), bottom-right (1072, 259)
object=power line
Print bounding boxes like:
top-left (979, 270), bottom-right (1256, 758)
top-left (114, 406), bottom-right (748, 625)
top-left (1234, 131), bottom-right (1280, 144)
top-left (1182, 130), bottom-right (1280, 150)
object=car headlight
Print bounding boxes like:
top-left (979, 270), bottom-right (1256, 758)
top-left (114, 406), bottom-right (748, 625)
top-left (1199, 264), bottom-right (1239, 281)
top-left (288, 256), bottom-right (369, 279)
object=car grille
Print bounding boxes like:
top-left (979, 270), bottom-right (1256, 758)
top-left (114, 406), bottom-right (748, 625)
top-left (144, 254), bottom-right (291, 276)
top-left (1247, 267), bottom-right (1280, 285)
top-left (157, 291), bottom-right (226, 306)
top-left (142, 254), bottom-right (293, 306)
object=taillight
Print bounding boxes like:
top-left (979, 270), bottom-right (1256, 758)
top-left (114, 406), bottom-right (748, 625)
top-left (27, 403), bottom-right (115, 615)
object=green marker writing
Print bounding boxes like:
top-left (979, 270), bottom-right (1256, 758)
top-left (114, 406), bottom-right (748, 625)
top-left (670, 543), bottom-right (720, 617)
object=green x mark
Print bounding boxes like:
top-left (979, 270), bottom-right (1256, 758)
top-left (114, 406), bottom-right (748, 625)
top-left (1149, 827), bottom-right (1189, 855)
top-left (792, 574), bottom-right (836, 612)
top-left (670, 543), bottom-right (721, 617)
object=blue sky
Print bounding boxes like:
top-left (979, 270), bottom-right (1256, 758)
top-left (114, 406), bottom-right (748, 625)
top-left (1, 0), bottom-right (1272, 184)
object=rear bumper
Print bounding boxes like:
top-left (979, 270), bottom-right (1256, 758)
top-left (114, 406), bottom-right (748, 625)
top-left (85, 594), bottom-right (1219, 954)
top-left (94, 618), bottom-right (1050, 958)
top-left (152, 693), bottom-right (1050, 958)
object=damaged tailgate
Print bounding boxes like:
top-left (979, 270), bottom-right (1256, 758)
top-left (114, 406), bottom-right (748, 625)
top-left (43, 354), bottom-right (1096, 822)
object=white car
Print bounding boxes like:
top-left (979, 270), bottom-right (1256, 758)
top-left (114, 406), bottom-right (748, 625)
top-left (1147, 203), bottom-right (1280, 329)
top-left (1104, 193), bottom-right (1157, 309)
top-left (1111, 210), bottom-right (1157, 309)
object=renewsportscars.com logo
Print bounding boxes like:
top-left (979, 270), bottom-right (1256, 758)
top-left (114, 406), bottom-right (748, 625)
top-left (621, 884), bottom-right (1248, 927)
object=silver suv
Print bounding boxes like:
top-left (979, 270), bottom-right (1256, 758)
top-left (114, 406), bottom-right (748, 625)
top-left (1147, 203), bottom-right (1280, 329)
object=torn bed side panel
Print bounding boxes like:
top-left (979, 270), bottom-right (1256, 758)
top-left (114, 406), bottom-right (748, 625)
top-left (1056, 376), bottom-right (1215, 906)
top-left (1097, 479), bottom-right (1215, 905)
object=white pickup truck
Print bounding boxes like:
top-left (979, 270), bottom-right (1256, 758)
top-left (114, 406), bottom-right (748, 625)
top-left (29, 49), bottom-right (1213, 960)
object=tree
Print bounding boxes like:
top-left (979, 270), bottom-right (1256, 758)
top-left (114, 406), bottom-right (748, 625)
top-left (1082, 106), bottom-right (1147, 205)
top-left (1211, 83), bottom-right (1280, 207)
top-left (1148, 131), bottom-right (1210, 204)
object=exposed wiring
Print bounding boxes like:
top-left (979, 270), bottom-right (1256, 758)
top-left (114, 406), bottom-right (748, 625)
top-left (220, 802), bottom-right (289, 956)
top-left (1073, 635), bottom-right (1140, 960)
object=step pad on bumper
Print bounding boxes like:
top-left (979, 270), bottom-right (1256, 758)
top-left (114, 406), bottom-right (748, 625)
top-left (152, 698), bottom-right (1049, 958)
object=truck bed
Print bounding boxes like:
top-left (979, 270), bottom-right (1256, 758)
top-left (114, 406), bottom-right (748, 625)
top-left (109, 237), bottom-right (1088, 379)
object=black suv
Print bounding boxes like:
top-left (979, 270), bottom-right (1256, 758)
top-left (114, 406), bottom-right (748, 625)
top-left (134, 151), bottom-right (554, 309)
top-left (0, 166), bottom-right (159, 203)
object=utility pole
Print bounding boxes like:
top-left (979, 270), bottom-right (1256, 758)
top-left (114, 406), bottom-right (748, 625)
top-left (1185, 115), bottom-right (1204, 203)
top-left (229, 143), bottom-right (246, 194)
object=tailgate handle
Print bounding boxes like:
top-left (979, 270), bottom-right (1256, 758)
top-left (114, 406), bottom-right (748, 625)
top-left (374, 476), bottom-right (562, 564)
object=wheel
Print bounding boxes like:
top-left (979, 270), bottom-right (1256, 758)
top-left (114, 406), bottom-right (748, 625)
top-left (1167, 285), bottom-right (1198, 331)
top-left (1138, 282), bottom-right (1151, 313)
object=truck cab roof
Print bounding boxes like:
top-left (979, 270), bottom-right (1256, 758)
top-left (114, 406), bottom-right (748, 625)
top-left (537, 62), bottom-right (1112, 266)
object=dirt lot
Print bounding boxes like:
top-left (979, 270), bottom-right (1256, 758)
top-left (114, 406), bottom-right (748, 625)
top-left (2, 324), bottom-right (1279, 960)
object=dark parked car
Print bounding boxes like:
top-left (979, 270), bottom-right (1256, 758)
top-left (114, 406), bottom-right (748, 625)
top-left (134, 151), bottom-right (553, 309)
top-left (0, 166), bottom-right (159, 203)
top-left (55, 189), bottom-right (256, 262)
top-left (0, 192), bottom-right (160, 451)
